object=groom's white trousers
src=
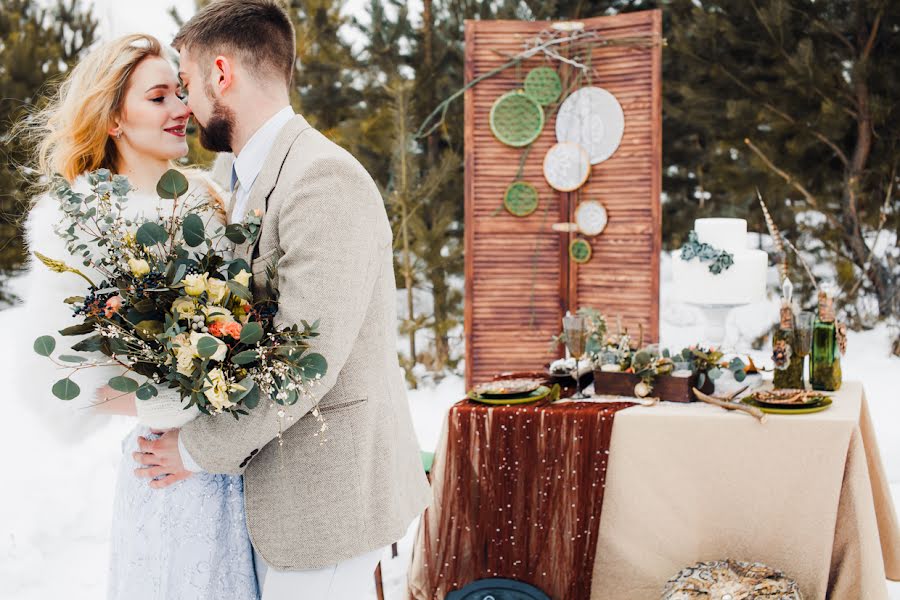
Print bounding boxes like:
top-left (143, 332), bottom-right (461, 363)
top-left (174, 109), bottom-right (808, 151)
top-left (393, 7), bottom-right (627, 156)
top-left (254, 547), bottom-right (383, 599)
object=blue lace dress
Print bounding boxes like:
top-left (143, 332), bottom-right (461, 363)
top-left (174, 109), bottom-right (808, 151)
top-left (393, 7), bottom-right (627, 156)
top-left (107, 427), bottom-right (260, 600)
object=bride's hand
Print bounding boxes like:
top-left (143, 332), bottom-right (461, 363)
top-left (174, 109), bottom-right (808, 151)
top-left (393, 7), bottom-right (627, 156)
top-left (134, 429), bottom-right (193, 489)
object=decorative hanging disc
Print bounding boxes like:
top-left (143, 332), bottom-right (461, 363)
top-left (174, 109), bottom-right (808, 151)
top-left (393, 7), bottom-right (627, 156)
top-left (569, 238), bottom-right (593, 263)
top-left (503, 181), bottom-right (539, 217)
top-left (555, 86), bottom-right (625, 165)
top-left (543, 142), bottom-right (591, 192)
top-left (489, 91), bottom-right (544, 148)
top-left (524, 67), bottom-right (562, 106)
top-left (574, 200), bottom-right (608, 236)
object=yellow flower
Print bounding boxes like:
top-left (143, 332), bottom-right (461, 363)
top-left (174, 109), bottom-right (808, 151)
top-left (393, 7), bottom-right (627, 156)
top-left (204, 368), bottom-right (235, 411)
top-left (206, 278), bottom-right (229, 304)
top-left (184, 273), bottom-right (208, 297)
top-left (128, 258), bottom-right (150, 278)
top-left (233, 269), bottom-right (252, 287)
top-left (122, 231), bottom-right (136, 248)
top-left (171, 297), bottom-right (197, 320)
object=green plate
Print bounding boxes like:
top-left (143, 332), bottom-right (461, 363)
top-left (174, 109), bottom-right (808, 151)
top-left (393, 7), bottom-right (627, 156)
top-left (741, 396), bottom-right (833, 415)
top-left (468, 385), bottom-right (552, 406)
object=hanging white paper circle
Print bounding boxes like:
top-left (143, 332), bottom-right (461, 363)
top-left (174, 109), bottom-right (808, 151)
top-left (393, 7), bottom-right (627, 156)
top-left (575, 200), bottom-right (608, 236)
top-left (555, 86), bottom-right (625, 165)
top-left (543, 142), bottom-right (591, 192)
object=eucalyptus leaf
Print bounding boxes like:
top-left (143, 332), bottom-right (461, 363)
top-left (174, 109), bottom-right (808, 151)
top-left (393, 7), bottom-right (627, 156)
top-left (182, 213), bottom-right (206, 247)
top-left (136, 222), bottom-right (169, 247)
top-left (109, 376), bottom-right (140, 393)
top-left (58, 355), bottom-right (87, 363)
top-left (136, 383), bottom-right (159, 401)
top-left (171, 263), bottom-right (187, 284)
top-left (52, 378), bottom-right (80, 400)
top-left (708, 368), bottom-right (723, 381)
top-left (298, 353), bottom-right (327, 379)
top-left (156, 169), bottom-right (189, 199)
top-left (224, 224), bottom-right (247, 244)
top-left (231, 350), bottom-right (259, 365)
top-left (734, 370), bottom-right (747, 382)
top-left (227, 258), bottom-right (251, 279)
top-left (59, 322), bottom-right (95, 336)
top-left (34, 336), bottom-right (56, 357)
top-left (242, 383), bottom-right (260, 409)
top-left (239, 322), bottom-right (263, 345)
top-left (196, 336), bottom-right (222, 358)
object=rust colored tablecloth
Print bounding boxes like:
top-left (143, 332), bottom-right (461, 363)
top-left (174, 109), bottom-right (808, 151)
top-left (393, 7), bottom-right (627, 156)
top-left (408, 397), bottom-right (634, 599)
top-left (408, 381), bottom-right (899, 599)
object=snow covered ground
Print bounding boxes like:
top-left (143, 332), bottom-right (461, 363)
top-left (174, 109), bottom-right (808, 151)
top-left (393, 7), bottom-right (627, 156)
top-left (1, 253), bottom-right (898, 599)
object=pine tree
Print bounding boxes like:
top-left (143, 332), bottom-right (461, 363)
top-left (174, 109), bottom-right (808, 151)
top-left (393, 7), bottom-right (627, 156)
top-left (0, 0), bottom-right (97, 304)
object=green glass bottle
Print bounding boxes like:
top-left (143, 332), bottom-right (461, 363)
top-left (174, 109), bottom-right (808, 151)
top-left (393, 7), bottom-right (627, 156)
top-left (810, 292), bottom-right (842, 391)
top-left (773, 303), bottom-right (803, 389)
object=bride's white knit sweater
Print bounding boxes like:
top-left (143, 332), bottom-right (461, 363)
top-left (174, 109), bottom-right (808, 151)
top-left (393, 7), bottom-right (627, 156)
top-left (13, 176), bottom-right (225, 434)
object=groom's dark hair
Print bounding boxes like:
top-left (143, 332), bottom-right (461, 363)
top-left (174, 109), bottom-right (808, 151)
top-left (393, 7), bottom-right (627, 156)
top-left (173, 0), bottom-right (295, 86)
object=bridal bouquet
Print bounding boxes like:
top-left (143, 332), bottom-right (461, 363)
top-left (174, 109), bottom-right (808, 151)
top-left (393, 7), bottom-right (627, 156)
top-left (32, 169), bottom-right (327, 418)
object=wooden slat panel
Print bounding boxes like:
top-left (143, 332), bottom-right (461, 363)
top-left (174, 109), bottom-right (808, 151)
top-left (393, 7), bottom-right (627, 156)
top-left (465, 12), bottom-right (662, 388)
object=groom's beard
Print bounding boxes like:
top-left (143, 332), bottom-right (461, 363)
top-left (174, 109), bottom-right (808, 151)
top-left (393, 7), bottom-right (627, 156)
top-left (197, 97), bottom-right (235, 153)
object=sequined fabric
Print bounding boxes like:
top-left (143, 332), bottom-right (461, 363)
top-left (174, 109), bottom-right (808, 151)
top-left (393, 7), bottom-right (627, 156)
top-left (107, 426), bottom-right (259, 600)
top-left (414, 397), bottom-right (634, 600)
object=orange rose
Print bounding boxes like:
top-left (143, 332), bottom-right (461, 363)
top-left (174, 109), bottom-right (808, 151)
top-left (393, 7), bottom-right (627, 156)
top-left (104, 295), bottom-right (122, 318)
top-left (208, 321), bottom-right (227, 338)
top-left (223, 321), bottom-right (243, 339)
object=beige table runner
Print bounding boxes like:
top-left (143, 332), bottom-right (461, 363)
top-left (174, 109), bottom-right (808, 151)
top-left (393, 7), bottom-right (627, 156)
top-left (592, 381), bottom-right (899, 599)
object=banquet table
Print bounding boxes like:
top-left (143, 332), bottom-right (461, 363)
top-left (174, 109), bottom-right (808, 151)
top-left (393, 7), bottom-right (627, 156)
top-left (408, 381), bottom-right (900, 600)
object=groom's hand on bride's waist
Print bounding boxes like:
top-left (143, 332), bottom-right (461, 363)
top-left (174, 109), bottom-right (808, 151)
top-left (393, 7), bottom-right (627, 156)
top-left (135, 430), bottom-right (193, 489)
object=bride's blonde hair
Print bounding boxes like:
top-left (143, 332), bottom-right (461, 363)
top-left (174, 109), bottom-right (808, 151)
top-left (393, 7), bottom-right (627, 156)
top-left (30, 34), bottom-right (165, 183)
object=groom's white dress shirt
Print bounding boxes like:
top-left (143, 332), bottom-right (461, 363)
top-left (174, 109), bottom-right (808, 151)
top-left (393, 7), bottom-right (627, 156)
top-left (177, 104), bottom-right (384, 600)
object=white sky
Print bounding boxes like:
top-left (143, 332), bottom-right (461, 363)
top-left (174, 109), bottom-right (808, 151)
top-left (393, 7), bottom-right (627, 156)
top-left (88, 0), bottom-right (382, 45)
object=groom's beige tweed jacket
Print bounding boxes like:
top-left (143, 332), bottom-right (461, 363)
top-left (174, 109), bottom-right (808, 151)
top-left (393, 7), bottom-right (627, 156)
top-left (180, 115), bottom-right (431, 570)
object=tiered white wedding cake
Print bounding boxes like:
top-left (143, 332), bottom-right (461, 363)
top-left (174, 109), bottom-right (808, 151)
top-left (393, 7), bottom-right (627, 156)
top-left (673, 218), bottom-right (768, 305)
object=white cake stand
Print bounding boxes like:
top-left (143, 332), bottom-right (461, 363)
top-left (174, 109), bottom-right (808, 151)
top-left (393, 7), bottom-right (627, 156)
top-left (687, 301), bottom-right (748, 348)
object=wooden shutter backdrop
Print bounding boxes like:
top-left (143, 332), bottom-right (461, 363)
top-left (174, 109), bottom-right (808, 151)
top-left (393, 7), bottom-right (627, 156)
top-left (464, 11), bottom-right (663, 388)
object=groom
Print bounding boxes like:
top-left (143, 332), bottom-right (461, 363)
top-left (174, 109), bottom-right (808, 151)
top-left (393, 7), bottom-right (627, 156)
top-left (137, 0), bottom-right (432, 597)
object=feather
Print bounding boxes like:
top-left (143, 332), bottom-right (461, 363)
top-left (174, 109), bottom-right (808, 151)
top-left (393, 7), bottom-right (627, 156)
top-left (756, 188), bottom-right (788, 283)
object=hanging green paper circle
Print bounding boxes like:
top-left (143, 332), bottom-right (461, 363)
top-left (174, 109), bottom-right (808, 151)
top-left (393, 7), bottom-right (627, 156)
top-left (489, 91), bottom-right (544, 148)
top-left (503, 181), bottom-right (539, 217)
top-left (524, 66), bottom-right (562, 106)
top-left (569, 238), bottom-right (592, 263)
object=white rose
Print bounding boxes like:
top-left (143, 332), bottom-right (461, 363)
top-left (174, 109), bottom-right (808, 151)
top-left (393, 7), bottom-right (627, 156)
top-left (190, 331), bottom-right (227, 362)
top-left (206, 278), bottom-right (228, 304)
top-left (202, 305), bottom-right (234, 324)
top-left (204, 368), bottom-right (235, 411)
top-left (184, 273), bottom-right (208, 297)
top-left (128, 258), bottom-right (150, 278)
top-left (232, 269), bottom-right (252, 287)
top-left (172, 334), bottom-right (196, 376)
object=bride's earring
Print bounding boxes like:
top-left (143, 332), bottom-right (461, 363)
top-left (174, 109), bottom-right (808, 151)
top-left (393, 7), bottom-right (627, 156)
top-left (115, 131), bottom-right (122, 140)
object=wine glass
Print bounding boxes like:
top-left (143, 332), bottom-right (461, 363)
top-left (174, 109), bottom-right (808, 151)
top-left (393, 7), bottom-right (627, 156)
top-left (563, 314), bottom-right (589, 399)
top-left (795, 311), bottom-right (815, 390)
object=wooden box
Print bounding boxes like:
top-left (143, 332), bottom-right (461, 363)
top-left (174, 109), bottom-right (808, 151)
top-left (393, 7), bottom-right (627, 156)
top-left (592, 369), bottom-right (714, 403)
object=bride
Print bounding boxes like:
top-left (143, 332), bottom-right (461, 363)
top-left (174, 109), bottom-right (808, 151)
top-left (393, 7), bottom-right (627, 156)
top-left (18, 34), bottom-right (258, 599)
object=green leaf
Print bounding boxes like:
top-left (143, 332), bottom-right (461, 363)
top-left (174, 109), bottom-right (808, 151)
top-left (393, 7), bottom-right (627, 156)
top-left (242, 383), bottom-right (260, 409)
top-left (34, 336), bottom-right (56, 357)
top-left (52, 378), bottom-right (81, 400)
top-left (182, 213), bottom-right (206, 247)
top-left (136, 383), bottom-right (159, 401)
top-left (156, 169), bottom-right (189, 199)
top-left (231, 350), bottom-right (260, 365)
top-left (227, 258), bottom-right (251, 279)
top-left (734, 370), bottom-right (747, 382)
top-left (59, 322), bottom-right (95, 336)
top-left (108, 376), bottom-right (140, 393)
top-left (224, 224), bottom-right (247, 244)
top-left (226, 280), bottom-right (252, 302)
top-left (134, 320), bottom-right (165, 339)
top-left (708, 368), bottom-right (723, 381)
top-left (171, 263), bottom-right (187, 284)
top-left (63, 296), bottom-right (85, 304)
top-left (196, 336), bottom-right (221, 358)
top-left (697, 372), bottom-right (706, 389)
top-left (132, 298), bottom-right (155, 314)
top-left (58, 355), bottom-right (87, 363)
top-left (72, 335), bottom-right (104, 352)
top-left (136, 222), bottom-right (169, 247)
top-left (239, 322), bottom-right (264, 345)
top-left (298, 353), bottom-right (327, 379)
